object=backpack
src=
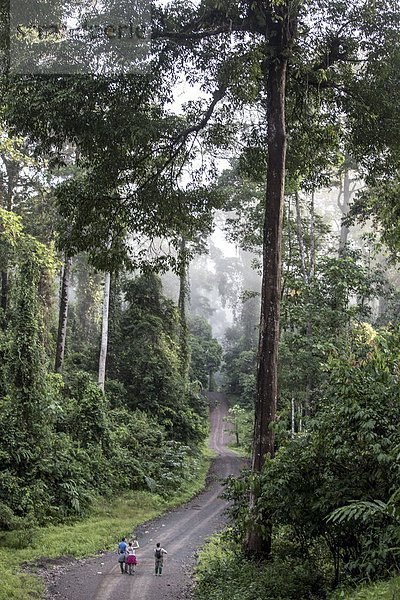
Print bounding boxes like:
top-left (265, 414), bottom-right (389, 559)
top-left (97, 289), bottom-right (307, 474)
top-left (155, 548), bottom-right (162, 559)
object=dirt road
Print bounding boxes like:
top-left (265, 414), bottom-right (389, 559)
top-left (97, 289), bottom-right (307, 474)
top-left (44, 392), bottom-right (243, 600)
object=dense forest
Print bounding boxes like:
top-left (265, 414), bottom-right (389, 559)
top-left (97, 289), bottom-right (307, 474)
top-left (0, 0), bottom-right (400, 598)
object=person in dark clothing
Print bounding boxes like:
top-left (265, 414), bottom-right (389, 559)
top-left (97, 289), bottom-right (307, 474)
top-left (154, 542), bottom-right (168, 576)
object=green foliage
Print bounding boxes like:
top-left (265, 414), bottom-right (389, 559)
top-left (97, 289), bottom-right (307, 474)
top-left (328, 501), bottom-right (392, 526)
top-left (0, 219), bottom-right (61, 527)
top-left (0, 362), bottom-right (208, 528)
top-left (225, 325), bottom-right (400, 584)
top-left (64, 372), bottom-right (110, 446)
top-left (225, 404), bottom-right (253, 454)
top-left (0, 209), bottom-right (213, 533)
top-left (222, 291), bottom-right (259, 407)
top-left (108, 273), bottom-right (208, 444)
top-left (328, 484), bottom-right (400, 529)
top-left (189, 315), bottom-right (223, 390)
top-left (0, 254), bottom-right (209, 530)
top-left (194, 534), bottom-right (330, 600)
top-left (2, 72), bottom-right (219, 272)
top-left (64, 254), bottom-right (103, 373)
top-left (223, 341), bottom-right (256, 406)
top-left (342, 13), bottom-right (400, 260)
top-left (279, 244), bottom-right (386, 428)
top-left (0, 8), bottom-right (398, 600)
top-left (0, 207), bottom-right (23, 247)
top-left (349, 179), bottom-right (400, 261)
top-left (222, 169), bottom-right (388, 426)
top-left (330, 576), bottom-right (400, 600)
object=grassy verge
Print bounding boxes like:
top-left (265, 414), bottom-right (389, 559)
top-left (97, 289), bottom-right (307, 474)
top-left (226, 444), bottom-right (250, 458)
top-left (193, 534), bottom-right (330, 600)
top-left (0, 453), bottom-right (211, 600)
top-left (194, 534), bottom-right (400, 600)
top-left (330, 576), bottom-right (400, 600)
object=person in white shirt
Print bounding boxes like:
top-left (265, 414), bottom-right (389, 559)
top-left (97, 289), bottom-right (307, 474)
top-left (126, 538), bottom-right (139, 575)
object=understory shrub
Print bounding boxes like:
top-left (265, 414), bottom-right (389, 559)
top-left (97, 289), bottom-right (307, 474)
top-left (0, 368), bottom-right (208, 529)
top-left (224, 326), bottom-right (400, 585)
top-left (195, 534), bottom-right (331, 600)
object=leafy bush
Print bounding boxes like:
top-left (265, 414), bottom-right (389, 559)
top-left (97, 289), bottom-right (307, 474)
top-left (0, 226), bottom-right (210, 534)
top-left (108, 274), bottom-right (209, 444)
top-left (189, 316), bottom-right (223, 390)
top-left (0, 362), bottom-right (208, 530)
top-left (225, 325), bottom-right (400, 585)
top-left (195, 535), bottom-right (330, 600)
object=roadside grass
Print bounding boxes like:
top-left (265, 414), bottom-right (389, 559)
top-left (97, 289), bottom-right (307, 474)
top-left (226, 443), bottom-right (250, 458)
top-left (330, 576), bottom-right (400, 600)
top-left (0, 561), bottom-right (44, 600)
top-left (203, 440), bottom-right (217, 459)
top-left (0, 453), bottom-right (211, 600)
top-left (194, 534), bottom-right (400, 600)
top-left (193, 533), bottom-right (331, 600)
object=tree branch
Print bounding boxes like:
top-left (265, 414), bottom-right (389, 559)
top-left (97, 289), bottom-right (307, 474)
top-left (138, 84), bottom-right (227, 191)
top-left (172, 85), bottom-right (227, 144)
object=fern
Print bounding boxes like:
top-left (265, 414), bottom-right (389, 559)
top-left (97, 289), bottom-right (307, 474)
top-left (328, 495), bottom-right (400, 525)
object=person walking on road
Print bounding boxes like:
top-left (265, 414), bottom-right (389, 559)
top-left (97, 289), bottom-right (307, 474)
top-left (126, 538), bottom-right (139, 575)
top-left (154, 542), bottom-right (167, 576)
top-left (125, 542), bottom-right (137, 575)
top-left (117, 537), bottom-right (128, 574)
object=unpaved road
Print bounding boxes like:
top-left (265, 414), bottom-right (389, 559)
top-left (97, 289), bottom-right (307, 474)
top-left (42, 392), bottom-right (243, 600)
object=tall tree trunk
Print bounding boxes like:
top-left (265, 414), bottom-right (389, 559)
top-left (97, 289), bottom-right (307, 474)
top-left (337, 167), bottom-right (357, 255)
top-left (0, 157), bottom-right (19, 323)
top-left (1, 270), bottom-right (7, 314)
top-left (54, 255), bottom-right (72, 373)
top-left (178, 237), bottom-right (190, 382)
top-left (309, 191), bottom-right (316, 280)
top-left (295, 190), bottom-right (315, 286)
top-left (98, 271), bottom-right (111, 393)
top-left (292, 192), bottom-right (315, 419)
top-left (338, 168), bottom-right (350, 253)
top-left (295, 191), bottom-right (308, 284)
top-left (291, 398), bottom-right (295, 436)
top-left (246, 45), bottom-right (288, 557)
top-left (298, 403), bottom-right (303, 432)
top-left (208, 367), bottom-right (212, 392)
top-left (304, 192), bottom-right (315, 417)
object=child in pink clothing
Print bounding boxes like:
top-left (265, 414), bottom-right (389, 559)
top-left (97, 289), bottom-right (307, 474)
top-left (125, 539), bottom-right (139, 575)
